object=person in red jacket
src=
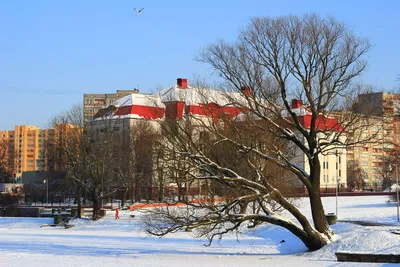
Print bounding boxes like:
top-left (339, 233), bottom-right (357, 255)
top-left (115, 208), bottom-right (119, 219)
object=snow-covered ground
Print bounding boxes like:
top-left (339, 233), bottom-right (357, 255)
top-left (0, 196), bottom-right (399, 267)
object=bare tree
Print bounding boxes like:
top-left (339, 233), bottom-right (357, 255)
top-left (110, 120), bottom-right (162, 205)
top-left (144, 14), bottom-right (371, 251)
top-left (50, 104), bottom-right (119, 219)
top-left (0, 139), bottom-right (13, 183)
top-left (347, 160), bottom-right (366, 191)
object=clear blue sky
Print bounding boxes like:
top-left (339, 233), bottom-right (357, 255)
top-left (1, 0), bottom-right (399, 130)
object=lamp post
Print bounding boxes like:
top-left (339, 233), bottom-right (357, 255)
top-left (388, 163), bottom-right (399, 223)
top-left (336, 176), bottom-right (341, 219)
top-left (43, 179), bottom-right (48, 207)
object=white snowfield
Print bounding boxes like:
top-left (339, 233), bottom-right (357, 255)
top-left (0, 196), bottom-right (399, 267)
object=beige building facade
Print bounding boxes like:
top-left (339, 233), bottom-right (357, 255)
top-left (0, 124), bottom-right (78, 179)
top-left (351, 92), bottom-right (400, 185)
top-left (83, 89), bottom-right (139, 124)
top-left (0, 125), bottom-right (54, 178)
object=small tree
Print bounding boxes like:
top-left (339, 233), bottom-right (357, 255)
top-left (0, 139), bottom-right (13, 183)
top-left (347, 160), bottom-right (365, 191)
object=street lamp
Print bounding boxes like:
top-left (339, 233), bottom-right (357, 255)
top-left (43, 179), bottom-right (48, 207)
top-left (336, 176), bottom-right (341, 219)
top-left (388, 163), bottom-right (399, 223)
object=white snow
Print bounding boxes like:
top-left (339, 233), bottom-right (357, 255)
top-left (384, 184), bottom-right (400, 192)
top-left (160, 85), bottom-right (245, 107)
top-left (0, 195), bottom-right (399, 266)
top-left (113, 93), bottom-right (164, 108)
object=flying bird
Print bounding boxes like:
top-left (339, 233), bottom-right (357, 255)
top-left (134, 8), bottom-right (144, 14)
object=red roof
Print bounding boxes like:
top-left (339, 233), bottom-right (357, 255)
top-left (298, 114), bottom-right (344, 132)
top-left (114, 105), bottom-right (165, 120)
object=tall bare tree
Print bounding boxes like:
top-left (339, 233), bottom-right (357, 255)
top-left (50, 104), bottom-right (118, 219)
top-left (144, 14), bottom-right (371, 251)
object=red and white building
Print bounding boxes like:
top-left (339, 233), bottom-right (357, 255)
top-left (92, 78), bottom-right (346, 193)
top-left (287, 99), bottom-right (347, 191)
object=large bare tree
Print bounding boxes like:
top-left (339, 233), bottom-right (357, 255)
top-left (50, 105), bottom-right (119, 219)
top-left (144, 14), bottom-right (371, 251)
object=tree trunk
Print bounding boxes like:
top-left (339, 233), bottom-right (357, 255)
top-left (92, 187), bottom-right (101, 220)
top-left (309, 188), bottom-right (331, 234)
top-left (281, 220), bottom-right (329, 251)
top-left (122, 187), bottom-right (129, 207)
top-left (92, 196), bottom-right (101, 220)
top-left (77, 185), bottom-right (82, 219)
top-left (306, 156), bottom-right (333, 240)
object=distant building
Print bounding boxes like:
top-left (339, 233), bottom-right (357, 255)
top-left (287, 100), bottom-right (347, 191)
top-left (0, 124), bottom-right (77, 179)
top-left (92, 78), bottom-right (246, 200)
top-left (93, 78), bottom-right (346, 196)
top-left (353, 92), bottom-right (400, 185)
top-left (83, 89), bottom-right (139, 124)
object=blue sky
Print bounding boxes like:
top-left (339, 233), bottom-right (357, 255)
top-left (1, 0), bottom-right (399, 130)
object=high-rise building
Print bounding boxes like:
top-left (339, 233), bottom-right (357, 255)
top-left (351, 92), bottom-right (400, 185)
top-left (0, 124), bottom-right (78, 179)
top-left (0, 125), bottom-right (53, 178)
top-left (83, 89), bottom-right (139, 124)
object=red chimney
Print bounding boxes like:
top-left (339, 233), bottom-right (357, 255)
top-left (177, 78), bottom-right (188, 89)
top-left (241, 86), bottom-right (251, 96)
top-left (291, 99), bottom-right (302, 108)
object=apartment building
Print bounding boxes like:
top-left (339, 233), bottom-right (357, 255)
top-left (0, 125), bottom-right (52, 178)
top-left (83, 89), bottom-right (139, 123)
top-left (352, 92), bottom-right (400, 184)
top-left (0, 124), bottom-right (78, 179)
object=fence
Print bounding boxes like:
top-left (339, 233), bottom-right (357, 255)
top-left (319, 182), bottom-right (397, 194)
top-left (2, 181), bottom-right (398, 207)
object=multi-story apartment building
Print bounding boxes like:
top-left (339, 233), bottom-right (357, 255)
top-left (356, 92), bottom-right (400, 146)
top-left (351, 92), bottom-right (400, 185)
top-left (0, 125), bottom-right (53, 178)
top-left (0, 124), bottom-right (78, 179)
top-left (83, 89), bottom-right (139, 123)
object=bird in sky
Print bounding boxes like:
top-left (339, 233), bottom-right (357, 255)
top-left (134, 8), bottom-right (144, 14)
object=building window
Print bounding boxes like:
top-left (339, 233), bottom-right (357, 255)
top-left (362, 147), bottom-right (369, 152)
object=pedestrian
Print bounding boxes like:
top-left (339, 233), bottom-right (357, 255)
top-left (115, 208), bottom-right (119, 219)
